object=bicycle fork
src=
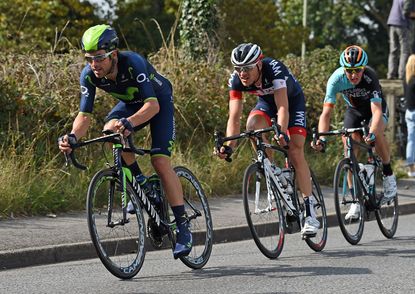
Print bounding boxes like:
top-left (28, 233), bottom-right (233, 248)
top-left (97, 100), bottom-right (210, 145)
top-left (106, 144), bottom-right (130, 227)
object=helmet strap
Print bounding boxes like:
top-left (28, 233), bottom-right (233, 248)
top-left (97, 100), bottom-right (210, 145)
top-left (253, 64), bottom-right (262, 87)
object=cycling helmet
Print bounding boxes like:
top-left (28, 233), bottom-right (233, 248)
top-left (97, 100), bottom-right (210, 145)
top-left (231, 43), bottom-right (262, 66)
top-left (339, 45), bottom-right (368, 67)
top-left (81, 24), bottom-right (119, 52)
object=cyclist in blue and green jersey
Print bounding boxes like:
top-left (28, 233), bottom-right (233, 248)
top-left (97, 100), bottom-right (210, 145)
top-left (312, 45), bottom-right (397, 221)
top-left (58, 24), bottom-right (192, 259)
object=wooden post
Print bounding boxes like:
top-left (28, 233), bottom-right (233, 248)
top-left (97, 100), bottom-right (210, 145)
top-left (379, 79), bottom-right (404, 142)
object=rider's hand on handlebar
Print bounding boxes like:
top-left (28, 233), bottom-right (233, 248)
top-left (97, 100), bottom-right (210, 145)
top-left (363, 132), bottom-right (376, 145)
top-left (58, 133), bottom-right (77, 154)
top-left (311, 138), bottom-right (326, 152)
top-left (115, 118), bottom-right (134, 137)
top-left (213, 145), bottom-right (233, 160)
top-left (274, 132), bottom-right (289, 147)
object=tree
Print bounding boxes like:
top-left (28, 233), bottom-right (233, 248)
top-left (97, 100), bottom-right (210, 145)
top-left (217, 0), bottom-right (306, 59)
top-left (277, 0), bottom-right (391, 75)
top-left (0, 0), bottom-right (100, 53)
top-left (113, 0), bottom-right (178, 56)
top-left (179, 0), bottom-right (219, 60)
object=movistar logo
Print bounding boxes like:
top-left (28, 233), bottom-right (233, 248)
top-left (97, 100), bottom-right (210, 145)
top-left (110, 87), bottom-right (139, 101)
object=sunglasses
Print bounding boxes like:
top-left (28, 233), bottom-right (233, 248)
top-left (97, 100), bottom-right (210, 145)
top-left (234, 63), bottom-right (257, 73)
top-left (85, 51), bottom-right (114, 63)
top-left (345, 66), bottom-right (364, 74)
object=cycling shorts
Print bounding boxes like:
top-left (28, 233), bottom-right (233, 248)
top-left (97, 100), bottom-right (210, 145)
top-left (343, 107), bottom-right (389, 128)
top-left (248, 92), bottom-right (307, 137)
top-left (105, 94), bottom-right (175, 157)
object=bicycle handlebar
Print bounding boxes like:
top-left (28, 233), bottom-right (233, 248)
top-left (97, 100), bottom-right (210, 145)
top-left (312, 120), bottom-right (373, 150)
top-left (214, 119), bottom-right (286, 162)
top-left (63, 132), bottom-right (155, 170)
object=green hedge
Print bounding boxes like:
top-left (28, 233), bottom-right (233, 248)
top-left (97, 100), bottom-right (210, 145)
top-left (0, 46), bottom-right (355, 216)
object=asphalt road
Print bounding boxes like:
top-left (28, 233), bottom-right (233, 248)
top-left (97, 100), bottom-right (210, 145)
top-left (1, 214), bottom-right (414, 294)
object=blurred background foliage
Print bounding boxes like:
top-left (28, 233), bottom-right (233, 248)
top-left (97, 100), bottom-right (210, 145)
top-left (0, 0), bottom-right (397, 216)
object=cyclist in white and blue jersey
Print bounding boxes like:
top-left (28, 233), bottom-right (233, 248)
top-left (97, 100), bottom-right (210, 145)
top-left (214, 43), bottom-right (320, 235)
top-left (312, 45), bottom-right (397, 220)
top-left (58, 25), bottom-right (192, 258)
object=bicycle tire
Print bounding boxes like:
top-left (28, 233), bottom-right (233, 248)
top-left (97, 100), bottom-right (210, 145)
top-left (373, 166), bottom-right (399, 238)
top-left (86, 168), bottom-right (146, 279)
top-left (173, 166), bottom-right (213, 269)
top-left (333, 158), bottom-right (365, 245)
top-left (303, 169), bottom-right (328, 252)
top-left (243, 163), bottom-right (285, 259)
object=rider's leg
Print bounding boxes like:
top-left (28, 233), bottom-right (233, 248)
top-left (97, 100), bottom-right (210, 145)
top-left (246, 111), bottom-right (274, 158)
top-left (287, 134), bottom-right (311, 197)
top-left (371, 119), bottom-right (397, 199)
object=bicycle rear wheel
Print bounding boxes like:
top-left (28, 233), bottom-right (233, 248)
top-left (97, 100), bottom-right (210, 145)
top-left (86, 168), bottom-right (146, 279)
top-left (243, 163), bottom-right (285, 259)
top-left (333, 158), bottom-right (365, 245)
top-left (302, 169), bottom-right (328, 252)
top-left (374, 166), bottom-right (399, 238)
top-left (174, 166), bottom-right (213, 269)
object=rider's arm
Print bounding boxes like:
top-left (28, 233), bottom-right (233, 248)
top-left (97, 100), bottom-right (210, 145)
top-left (273, 87), bottom-right (289, 133)
top-left (70, 112), bottom-right (91, 139)
top-left (369, 102), bottom-right (383, 136)
top-left (127, 99), bottom-right (160, 127)
top-left (125, 55), bottom-right (161, 128)
top-left (318, 104), bottom-right (333, 135)
top-left (226, 98), bottom-right (243, 149)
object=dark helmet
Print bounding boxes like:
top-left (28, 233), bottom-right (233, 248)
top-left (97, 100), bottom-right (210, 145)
top-left (81, 24), bottom-right (119, 52)
top-left (339, 45), bottom-right (368, 67)
top-left (231, 43), bottom-right (262, 66)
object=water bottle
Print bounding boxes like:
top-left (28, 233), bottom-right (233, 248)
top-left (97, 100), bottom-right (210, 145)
top-left (364, 163), bottom-right (375, 186)
top-left (271, 164), bottom-right (286, 187)
top-left (136, 174), bottom-right (157, 203)
top-left (358, 163), bottom-right (366, 179)
top-left (148, 174), bottom-right (162, 205)
top-left (281, 168), bottom-right (294, 195)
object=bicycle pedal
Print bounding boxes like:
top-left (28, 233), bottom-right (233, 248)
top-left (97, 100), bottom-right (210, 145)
top-left (301, 233), bottom-right (316, 239)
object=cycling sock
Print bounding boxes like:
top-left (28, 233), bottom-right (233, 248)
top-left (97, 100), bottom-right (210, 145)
top-left (171, 205), bottom-right (186, 224)
top-left (349, 187), bottom-right (355, 197)
top-left (382, 163), bottom-right (393, 176)
top-left (304, 196), bottom-right (316, 218)
top-left (171, 205), bottom-right (191, 245)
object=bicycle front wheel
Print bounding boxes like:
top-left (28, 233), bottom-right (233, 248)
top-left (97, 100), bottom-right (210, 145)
top-left (333, 158), bottom-right (365, 245)
top-left (303, 169), bottom-right (328, 252)
top-left (174, 166), bottom-right (213, 269)
top-left (86, 168), bottom-right (146, 279)
top-left (374, 166), bottom-right (399, 238)
top-left (243, 163), bottom-right (285, 259)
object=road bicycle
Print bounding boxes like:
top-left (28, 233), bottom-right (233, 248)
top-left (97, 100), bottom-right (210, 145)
top-left (64, 132), bottom-right (213, 279)
top-left (313, 124), bottom-right (399, 245)
top-left (214, 120), bottom-right (327, 259)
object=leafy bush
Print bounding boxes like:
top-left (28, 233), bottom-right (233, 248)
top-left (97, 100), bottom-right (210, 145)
top-left (0, 45), bottom-right (375, 216)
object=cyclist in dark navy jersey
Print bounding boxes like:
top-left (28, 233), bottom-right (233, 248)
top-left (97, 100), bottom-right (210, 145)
top-left (58, 24), bottom-right (192, 258)
top-left (214, 43), bottom-right (320, 235)
top-left (312, 45), bottom-right (397, 220)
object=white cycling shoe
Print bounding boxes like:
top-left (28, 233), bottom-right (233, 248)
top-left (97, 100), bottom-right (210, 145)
top-left (345, 203), bottom-right (360, 221)
top-left (301, 216), bottom-right (320, 235)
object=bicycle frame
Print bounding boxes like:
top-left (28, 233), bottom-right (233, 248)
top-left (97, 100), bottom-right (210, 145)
top-left (315, 126), bottom-right (381, 208)
top-left (65, 133), bottom-right (168, 230)
top-left (214, 124), bottom-right (298, 217)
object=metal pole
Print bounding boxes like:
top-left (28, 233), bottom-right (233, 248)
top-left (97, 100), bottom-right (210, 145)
top-left (301, 0), bottom-right (307, 59)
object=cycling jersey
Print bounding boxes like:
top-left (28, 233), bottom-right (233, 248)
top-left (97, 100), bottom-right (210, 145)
top-left (79, 51), bottom-right (172, 113)
top-left (228, 57), bottom-right (307, 134)
top-left (78, 51), bottom-right (175, 157)
top-left (324, 66), bottom-right (388, 118)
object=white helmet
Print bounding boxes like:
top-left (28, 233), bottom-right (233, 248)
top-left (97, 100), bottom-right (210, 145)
top-left (231, 43), bottom-right (262, 66)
